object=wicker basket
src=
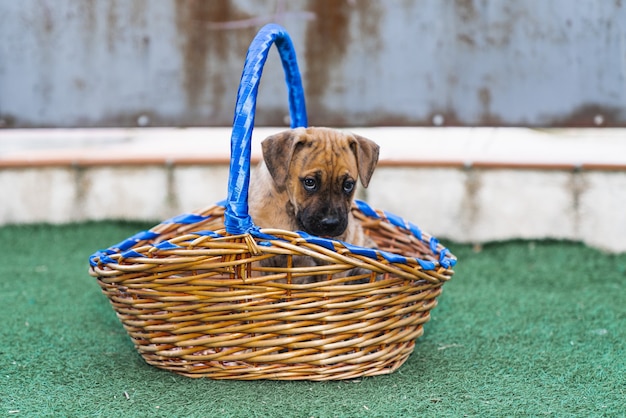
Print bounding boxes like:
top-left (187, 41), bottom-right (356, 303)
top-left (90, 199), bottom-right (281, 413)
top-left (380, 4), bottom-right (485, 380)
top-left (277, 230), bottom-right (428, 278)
top-left (89, 24), bottom-right (457, 381)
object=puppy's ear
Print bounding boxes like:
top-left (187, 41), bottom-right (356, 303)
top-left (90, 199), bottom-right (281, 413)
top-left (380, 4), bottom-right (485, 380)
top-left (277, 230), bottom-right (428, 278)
top-left (350, 134), bottom-right (380, 188)
top-left (261, 130), bottom-right (303, 190)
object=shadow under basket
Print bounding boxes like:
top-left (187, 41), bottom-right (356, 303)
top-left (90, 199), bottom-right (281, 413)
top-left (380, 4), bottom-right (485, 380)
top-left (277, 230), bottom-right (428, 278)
top-left (89, 200), bottom-right (456, 380)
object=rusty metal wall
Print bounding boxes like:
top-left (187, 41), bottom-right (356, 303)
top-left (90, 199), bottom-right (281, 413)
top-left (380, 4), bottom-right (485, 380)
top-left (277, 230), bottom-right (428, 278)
top-left (1, 0), bottom-right (625, 128)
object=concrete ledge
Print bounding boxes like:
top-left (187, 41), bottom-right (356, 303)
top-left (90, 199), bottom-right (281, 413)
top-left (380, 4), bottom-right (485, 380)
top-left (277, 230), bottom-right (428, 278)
top-left (1, 127), bottom-right (625, 252)
top-left (3, 127), bottom-right (626, 170)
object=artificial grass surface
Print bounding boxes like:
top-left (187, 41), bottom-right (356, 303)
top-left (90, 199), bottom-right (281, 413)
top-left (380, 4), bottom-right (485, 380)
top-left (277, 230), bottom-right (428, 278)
top-left (1, 222), bottom-right (624, 417)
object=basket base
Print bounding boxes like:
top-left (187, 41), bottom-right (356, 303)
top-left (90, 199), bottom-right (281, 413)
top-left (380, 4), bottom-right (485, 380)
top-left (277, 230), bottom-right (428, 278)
top-left (139, 340), bottom-right (418, 381)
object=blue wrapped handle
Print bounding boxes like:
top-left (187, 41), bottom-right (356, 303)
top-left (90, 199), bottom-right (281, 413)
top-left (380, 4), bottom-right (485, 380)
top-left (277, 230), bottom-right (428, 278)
top-left (225, 24), bottom-right (308, 235)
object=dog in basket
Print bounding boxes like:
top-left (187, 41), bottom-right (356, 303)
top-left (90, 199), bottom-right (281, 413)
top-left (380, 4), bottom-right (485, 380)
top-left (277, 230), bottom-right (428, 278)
top-left (248, 127), bottom-right (380, 284)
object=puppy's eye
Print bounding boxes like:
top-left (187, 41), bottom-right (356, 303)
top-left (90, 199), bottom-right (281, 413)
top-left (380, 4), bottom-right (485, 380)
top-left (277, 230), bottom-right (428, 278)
top-left (343, 179), bottom-right (355, 194)
top-left (302, 177), bottom-right (318, 192)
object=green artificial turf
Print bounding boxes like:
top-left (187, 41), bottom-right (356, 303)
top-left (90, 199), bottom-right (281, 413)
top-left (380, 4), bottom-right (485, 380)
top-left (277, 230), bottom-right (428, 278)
top-left (1, 222), bottom-right (624, 417)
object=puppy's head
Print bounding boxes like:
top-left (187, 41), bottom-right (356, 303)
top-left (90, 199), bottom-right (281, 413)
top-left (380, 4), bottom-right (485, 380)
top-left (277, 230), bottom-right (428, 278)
top-left (261, 127), bottom-right (379, 238)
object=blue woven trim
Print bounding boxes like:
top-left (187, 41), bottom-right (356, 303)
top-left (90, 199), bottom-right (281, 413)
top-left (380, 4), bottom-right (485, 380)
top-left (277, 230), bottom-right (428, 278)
top-left (89, 203), bottom-right (226, 267)
top-left (165, 213), bottom-right (210, 225)
top-left (297, 232), bottom-right (337, 251)
top-left (408, 222), bottom-right (423, 241)
top-left (354, 200), bottom-right (380, 219)
top-left (383, 210), bottom-right (407, 230)
top-left (90, 236), bottom-right (185, 266)
top-left (342, 242), bottom-right (378, 259)
top-left (379, 250), bottom-right (408, 264)
top-left (120, 249), bottom-right (143, 259)
top-left (98, 253), bottom-right (116, 265)
top-left (194, 230), bottom-right (224, 238)
top-left (429, 236), bottom-right (440, 254)
top-left (416, 258), bottom-right (437, 270)
top-left (88, 251), bottom-right (102, 267)
top-left (354, 202), bottom-right (457, 270)
top-left (90, 230), bottom-right (159, 264)
top-left (90, 200), bottom-right (457, 272)
top-left (111, 230), bottom-right (160, 252)
top-left (438, 248), bottom-right (456, 268)
top-left (89, 229), bottom-right (164, 265)
top-left (90, 247), bottom-right (117, 266)
top-left (250, 229), bottom-right (280, 241)
top-left (296, 231), bottom-right (448, 271)
top-left (154, 241), bottom-right (182, 250)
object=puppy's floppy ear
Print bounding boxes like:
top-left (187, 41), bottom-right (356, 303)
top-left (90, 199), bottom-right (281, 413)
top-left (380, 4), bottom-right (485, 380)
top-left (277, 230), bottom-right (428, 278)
top-left (350, 134), bottom-right (380, 188)
top-left (261, 130), bottom-right (303, 190)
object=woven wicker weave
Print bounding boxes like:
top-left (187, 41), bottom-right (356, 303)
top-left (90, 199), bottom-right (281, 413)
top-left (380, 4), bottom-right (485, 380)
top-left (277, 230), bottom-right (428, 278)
top-left (89, 24), bottom-right (457, 380)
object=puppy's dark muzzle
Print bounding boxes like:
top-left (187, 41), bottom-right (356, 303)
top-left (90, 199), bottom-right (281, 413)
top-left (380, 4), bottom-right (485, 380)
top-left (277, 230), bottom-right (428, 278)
top-left (298, 209), bottom-right (348, 238)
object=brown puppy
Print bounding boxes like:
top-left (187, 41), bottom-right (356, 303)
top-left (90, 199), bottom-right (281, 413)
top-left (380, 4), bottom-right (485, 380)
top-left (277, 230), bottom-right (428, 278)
top-left (248, 127), bottom-right (379, 283)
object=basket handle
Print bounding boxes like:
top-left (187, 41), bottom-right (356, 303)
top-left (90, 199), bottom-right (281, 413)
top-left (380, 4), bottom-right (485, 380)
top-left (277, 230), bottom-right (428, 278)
top-left (224, 24), bottom-right (308, 235)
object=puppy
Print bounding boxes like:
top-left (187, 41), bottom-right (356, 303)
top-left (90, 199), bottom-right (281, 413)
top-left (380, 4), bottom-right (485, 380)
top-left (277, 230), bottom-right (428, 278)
top-left (248, 127), bottom-right (379, 283)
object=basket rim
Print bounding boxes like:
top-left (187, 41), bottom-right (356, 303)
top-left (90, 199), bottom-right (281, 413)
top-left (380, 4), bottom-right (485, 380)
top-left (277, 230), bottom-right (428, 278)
top-left (89, 199), bottom-right (457, 273)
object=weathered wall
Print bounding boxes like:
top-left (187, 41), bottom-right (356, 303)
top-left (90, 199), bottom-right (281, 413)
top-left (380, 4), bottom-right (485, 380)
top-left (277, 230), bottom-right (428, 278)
top-left (1, 0), bottom-right (625, 128)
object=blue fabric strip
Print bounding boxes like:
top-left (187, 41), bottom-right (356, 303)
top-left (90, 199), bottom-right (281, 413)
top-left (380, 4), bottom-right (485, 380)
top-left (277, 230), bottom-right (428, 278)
top-left (121, 249), bottom-right (144, 259)
top-left (112, 239), bottom-right (136, 252)
top-left (416, 258), bottom-right (436, 270)
top-left (379, 250), bottom-right (408, 264)
top-left (250, 229), bottom-right (279, 241)
top-left (439, 248), bottom-right (458, 268)
top-left (99, 253), bottom-right (115, 265)
top-left (154, 241), bottom-right (181, 250)
top-left (165, 213), bottom-right (209, 225)
top-left (225, 24), bottom-right (307, 235)
top-left (408, 221), bottom-right (422, 241)
top-left (355, 199), bottom-right (380, 219)
top-left (429, 236), bottom-right (440, 255)
top-left (89, 248), bottom-right (120, 266)
top-left (298, 232), bottom-right (336, 251)
top-left (194, 230), bottom-right (224, 238)
top-left (110, 230), bottom-right (160, 251)
top-left (342, 242), bottom-right (378, 260)
top-left (88, 252), bottom-right (102, 267)
top-left (384, 211), bottom-right (407, 230)
top-left (133, 230), bottom-right (160, 242)
top-left (439, 248), bottom-right (451, 268)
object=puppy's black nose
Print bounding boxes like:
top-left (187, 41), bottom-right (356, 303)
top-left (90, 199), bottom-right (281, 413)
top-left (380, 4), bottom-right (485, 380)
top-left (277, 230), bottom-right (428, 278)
top-left (319, 216), bottom-right (342, 235)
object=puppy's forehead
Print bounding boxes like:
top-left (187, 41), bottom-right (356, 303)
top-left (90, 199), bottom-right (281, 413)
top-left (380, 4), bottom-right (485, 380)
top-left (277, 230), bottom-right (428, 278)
top-left (293, 128), bottom-right (356, 173)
